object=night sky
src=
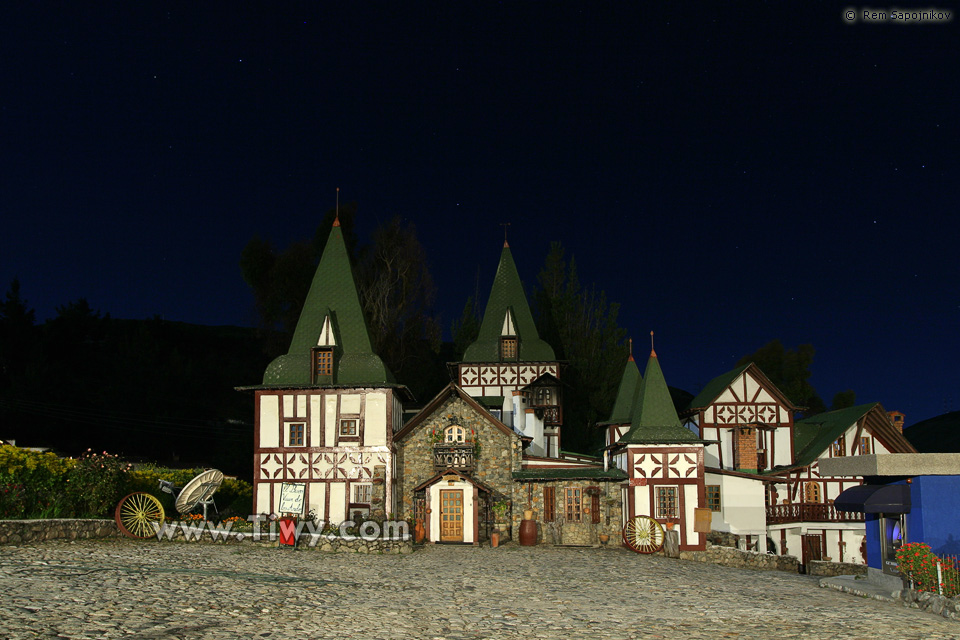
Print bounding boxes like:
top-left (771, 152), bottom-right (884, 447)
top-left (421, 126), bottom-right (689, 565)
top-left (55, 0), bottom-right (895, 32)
top-left (2, 4), bottom-right (957, 425)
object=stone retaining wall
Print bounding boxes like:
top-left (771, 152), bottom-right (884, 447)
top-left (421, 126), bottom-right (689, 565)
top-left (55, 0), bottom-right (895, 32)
top-left (807, 559), bottom-right (868, 577)
top-left (0, 519), bottom-right (120, 545)
top-left (678, 543), bottom-right (800, 572)
top-left (901, 588), bottom-right (960, 620)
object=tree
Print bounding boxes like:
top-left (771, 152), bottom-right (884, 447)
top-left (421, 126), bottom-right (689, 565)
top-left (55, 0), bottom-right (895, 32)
top-left (450, 296), bottom-right (480, 359)
top-left (355, 216), bottom-right (443, 400)
top-left (736, 340), bottom-right (826, 416)
top-left (0, 279), bottom-right (38, 388)
top-left (832, 389), bottom-right (856, 411)
top-left (533, 242), bottom-right (629, 454)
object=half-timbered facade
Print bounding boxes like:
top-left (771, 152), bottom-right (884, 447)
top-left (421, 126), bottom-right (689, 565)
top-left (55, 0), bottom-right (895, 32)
top-left (612, 347), bottom-right (707, 551)
top-left (682, 363), bottom-right (917, 563)
top-left (241, 217), bottom-right (410, 523)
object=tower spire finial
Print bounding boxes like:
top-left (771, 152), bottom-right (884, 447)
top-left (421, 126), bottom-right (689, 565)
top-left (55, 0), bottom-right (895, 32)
top-left (500, 222), bottom-right (511, 247)
top-left (650, 330), bottom-right (657, 358)
top-left (333, 187), bottom-right (341, 227)
top-left (628, 337), bottom-right (634, 362)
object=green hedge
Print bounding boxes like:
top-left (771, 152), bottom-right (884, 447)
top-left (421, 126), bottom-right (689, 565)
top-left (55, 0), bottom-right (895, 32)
top-left (0, 445), bottom-right (251, 520)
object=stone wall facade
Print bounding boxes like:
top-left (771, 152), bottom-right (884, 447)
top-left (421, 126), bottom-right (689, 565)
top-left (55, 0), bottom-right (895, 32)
top-left (0, 519), bottom-right (120, 544)
top-left (395, 394), bottom-right (521, 522)
top-left (512, 480), bottom-right (623, 546)
top-left (679, 542), bottom-right (801, 572)
top-left (807, 559), bottom-right (868, 577)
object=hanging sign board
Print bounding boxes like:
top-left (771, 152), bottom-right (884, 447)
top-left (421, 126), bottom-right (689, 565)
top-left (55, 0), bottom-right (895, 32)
top-left (278, 482), bottom-right (305, 516)
top-left (694, 507), bottom-right (713, 533)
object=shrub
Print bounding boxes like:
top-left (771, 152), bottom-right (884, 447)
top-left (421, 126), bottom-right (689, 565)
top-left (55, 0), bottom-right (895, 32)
top-left (897, 541), bottom-right (960, 597)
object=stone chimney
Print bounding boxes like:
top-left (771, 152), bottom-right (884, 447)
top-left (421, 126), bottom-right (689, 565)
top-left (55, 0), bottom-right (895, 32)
top-left (734, 426), bottom-right (758, 472)
top-left (888, 411), bottom-right (905, 433)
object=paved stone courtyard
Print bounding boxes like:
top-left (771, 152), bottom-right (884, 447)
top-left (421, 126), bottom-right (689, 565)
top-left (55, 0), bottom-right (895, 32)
top-left (1, 539), bottom-right (958, 639)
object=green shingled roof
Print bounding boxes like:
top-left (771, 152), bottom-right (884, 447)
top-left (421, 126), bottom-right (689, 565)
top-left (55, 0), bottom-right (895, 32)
top-left (261, 223), bottom-right (394, 386)
top-left (687, 363), bottom-right (752, 410)
top-left (791, 403), bottom-right (878, 467)
top-left (512, 468), bottom-right (627, 481)
top-left (462, 244), bottom-right (556, 363)
top-left (619, 354), bottom-right (702, 444)
top-left (604, 354), bottom-right (642, 424)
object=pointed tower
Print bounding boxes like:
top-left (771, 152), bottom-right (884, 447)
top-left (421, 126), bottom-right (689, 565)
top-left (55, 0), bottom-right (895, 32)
top-left (262, 219), bottom-right (393, 386)
top-left (456, 241), bottom-right (562, 455)
top-left (597, 340), bottom-right (642, 448)
top-left (613, 339), bottom-right (706, 551)
top-left (245, 217), bottom-right (408, 523)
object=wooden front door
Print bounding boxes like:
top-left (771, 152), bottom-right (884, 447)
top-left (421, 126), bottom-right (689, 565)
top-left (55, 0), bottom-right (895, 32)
top-left (440, 490), bottom-right (464, 542)
top-left (802, 534), bottom-right (824, 567)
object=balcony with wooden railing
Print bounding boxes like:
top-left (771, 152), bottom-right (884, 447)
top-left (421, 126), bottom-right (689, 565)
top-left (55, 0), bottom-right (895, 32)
top-left (433, 443), bottom-right (476, 471)
top-left (766, 502), bottom-right (864, 525)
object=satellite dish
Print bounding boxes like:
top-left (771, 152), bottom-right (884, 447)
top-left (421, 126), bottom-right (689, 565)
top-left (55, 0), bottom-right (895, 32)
top-left (176, 469), bottom-right (224, 514)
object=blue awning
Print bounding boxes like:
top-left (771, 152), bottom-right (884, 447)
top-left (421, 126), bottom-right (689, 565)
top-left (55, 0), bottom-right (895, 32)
top-left (834, 484), bottom-right (911, 514)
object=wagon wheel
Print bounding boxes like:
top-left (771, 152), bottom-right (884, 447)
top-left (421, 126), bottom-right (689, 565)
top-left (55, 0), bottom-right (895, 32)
top-left (115, 492), bottom-right (165, 539)
top-left (622, 515), bottom-right (665, 554)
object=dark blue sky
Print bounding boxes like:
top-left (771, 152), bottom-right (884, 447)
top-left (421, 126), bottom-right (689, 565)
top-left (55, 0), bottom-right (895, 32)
top-left (1, 3), bottom-right (957, 424)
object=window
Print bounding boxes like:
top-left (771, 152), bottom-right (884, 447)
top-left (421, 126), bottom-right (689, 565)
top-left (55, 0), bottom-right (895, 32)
top-left (501, 337), bottom-right (517, 359)
top-left (832, 435), bottom-right (846, 457)
top-left (535, 387), bottom-right (553, 406)
top-left (313, 348), bottom-right (333, 381)
top-left (353, 484), bottom-right (372, 504)
top-left (565, 487), bottom-right (582, 522)
top-left (544, 487), bottom-right (555, 522)
top-left (857, 437), bottom-right (871, 455)
top-left (288, 423), bottom-right (305, 446)
top-left (656, 486), bottom-right (678, 519)
top-left (340, 419), bottom-right (358, 437)
top-left (706, 485), bottom-right (721, 512)
top-left (804, 481), bottom-right (821, 504)
top-left (444, 425), bottom-right (465, 443)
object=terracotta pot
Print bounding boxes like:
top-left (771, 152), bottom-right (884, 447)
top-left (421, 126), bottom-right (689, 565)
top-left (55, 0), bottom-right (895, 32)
top-left (599, 534), bottom-right (610, 544)
top-left (490, 531), bottom-right (500, 548)
top-left (523, 509), bottom-right (534, 521)
top-left (665, 521), bottom-right (675, 530)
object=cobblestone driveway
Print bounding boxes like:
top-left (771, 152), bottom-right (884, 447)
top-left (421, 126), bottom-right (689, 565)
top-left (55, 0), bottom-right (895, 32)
top-left (1, 539), bottom-right (957, 639)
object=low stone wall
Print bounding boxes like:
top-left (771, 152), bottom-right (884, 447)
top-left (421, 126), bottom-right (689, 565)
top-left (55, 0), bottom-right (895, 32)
top-left (678, 542), bottom-right (800, 573)
top-left (901, 588), bottom-right (960, 620)
top-left (0, 519), bottom-right (120, 545)
top-left (807, 560), bottom-right (868, 578)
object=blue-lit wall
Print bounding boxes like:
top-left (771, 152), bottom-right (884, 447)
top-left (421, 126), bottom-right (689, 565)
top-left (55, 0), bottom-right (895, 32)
top-left (912, 476), bottom-right (960, 556)
top-left (866, 476), bottom-right (960, 570)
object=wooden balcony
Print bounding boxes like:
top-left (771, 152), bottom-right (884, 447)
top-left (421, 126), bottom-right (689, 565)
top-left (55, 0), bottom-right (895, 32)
top-left (433, 443), bottom-right (476, 471)
top-left (766, 503), bottom-right (864, 525)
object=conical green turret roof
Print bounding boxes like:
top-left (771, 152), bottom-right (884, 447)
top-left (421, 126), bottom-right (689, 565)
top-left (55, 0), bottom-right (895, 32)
top-left (604, 351), bottom-right (642, 424)
top-left (462, 243), bottom-right (556, 363)
top-left (619, 351), bottom-right (701, 444)
top-left (262, 221), bottom-right (394, 386)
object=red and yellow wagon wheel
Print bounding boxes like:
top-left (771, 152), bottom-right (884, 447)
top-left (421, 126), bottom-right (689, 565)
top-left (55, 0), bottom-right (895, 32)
top-left (115, 492), bottom-right (165, 539)
top-left (622, 515), bottom-right (665, 554)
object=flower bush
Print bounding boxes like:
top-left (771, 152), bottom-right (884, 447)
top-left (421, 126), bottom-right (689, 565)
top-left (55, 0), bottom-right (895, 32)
top-left (0, 444), bottom-right (252, 521)
top-left (896, 541), bottom-right (960, 597)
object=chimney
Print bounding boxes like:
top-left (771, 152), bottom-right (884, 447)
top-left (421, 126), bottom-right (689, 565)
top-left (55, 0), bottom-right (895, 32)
top-left (888, 411), bottom-right (905, 433)
top-left (734, 426), bottom-right (758, 472)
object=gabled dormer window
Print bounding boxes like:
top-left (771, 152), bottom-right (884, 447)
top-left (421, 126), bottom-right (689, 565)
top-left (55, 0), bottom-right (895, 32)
top-left (312, 348), bottom-right (333, 383)
top-left (312, 314), bottom-right (337, 384)
top-left (501, 337), bottom-right (518, 359)
top-left (500, 308), bottom-right (518, 360)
